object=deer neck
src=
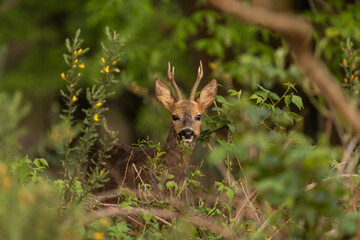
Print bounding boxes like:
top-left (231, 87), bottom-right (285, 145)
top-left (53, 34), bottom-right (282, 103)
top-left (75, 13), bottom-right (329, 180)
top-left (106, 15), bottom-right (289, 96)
top-left (162, 126), bottom-right (196, 182)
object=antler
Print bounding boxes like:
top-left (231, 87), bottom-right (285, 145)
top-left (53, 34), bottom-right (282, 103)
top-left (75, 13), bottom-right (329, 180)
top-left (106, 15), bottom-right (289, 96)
top-left (168, 62), bottom-right (183, 100)
top-left (189, 60), bottom-right (203, 101)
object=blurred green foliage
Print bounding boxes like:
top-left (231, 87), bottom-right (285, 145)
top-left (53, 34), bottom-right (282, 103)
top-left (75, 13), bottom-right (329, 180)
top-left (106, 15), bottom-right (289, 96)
top-left (1, 0), bottom-right (360, 239)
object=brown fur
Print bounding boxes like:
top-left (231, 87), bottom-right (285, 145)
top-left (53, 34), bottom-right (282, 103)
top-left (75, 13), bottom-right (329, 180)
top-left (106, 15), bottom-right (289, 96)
top-left (96, 65), bottom-right (217, 197)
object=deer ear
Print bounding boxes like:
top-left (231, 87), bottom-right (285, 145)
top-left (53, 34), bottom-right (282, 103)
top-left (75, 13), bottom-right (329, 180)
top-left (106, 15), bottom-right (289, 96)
top-left (155, 79), bottom-right (176, 111)
top-left (196, 79), bottom-right (217, 111)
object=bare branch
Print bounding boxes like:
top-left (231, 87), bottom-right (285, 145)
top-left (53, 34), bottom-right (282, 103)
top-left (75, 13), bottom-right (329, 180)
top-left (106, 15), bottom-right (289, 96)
top-left (88, 203), bottom-right (236, 239)
top-left (206, 0), bottom-right (360, 137)
top-left (121, 150), bottom-right (133, 187)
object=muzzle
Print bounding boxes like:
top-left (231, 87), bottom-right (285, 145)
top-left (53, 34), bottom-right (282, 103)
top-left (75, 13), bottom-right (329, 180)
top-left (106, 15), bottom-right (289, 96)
top-left (178, 128), bottom-right (196, 143)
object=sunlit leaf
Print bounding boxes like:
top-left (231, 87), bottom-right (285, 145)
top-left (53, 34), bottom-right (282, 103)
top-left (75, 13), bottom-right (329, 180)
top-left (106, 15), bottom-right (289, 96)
top-left (291, 95), bottom-right (304, 110)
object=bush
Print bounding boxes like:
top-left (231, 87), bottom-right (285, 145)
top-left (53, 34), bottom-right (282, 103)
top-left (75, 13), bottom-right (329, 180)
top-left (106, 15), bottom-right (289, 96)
top-left (1, 1), bottom-right (360, 239)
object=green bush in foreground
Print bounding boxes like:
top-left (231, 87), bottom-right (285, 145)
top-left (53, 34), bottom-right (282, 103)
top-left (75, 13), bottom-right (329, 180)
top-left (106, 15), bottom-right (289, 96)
top-left (0, 28), bottom-right (360, 240)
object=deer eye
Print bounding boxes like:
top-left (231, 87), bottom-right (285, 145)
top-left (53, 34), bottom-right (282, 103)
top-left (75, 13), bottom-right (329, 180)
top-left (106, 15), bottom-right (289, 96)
top-left (172, 114), bottom-right (180, 121)
top-left (195, 114), bottom-right (201, 121)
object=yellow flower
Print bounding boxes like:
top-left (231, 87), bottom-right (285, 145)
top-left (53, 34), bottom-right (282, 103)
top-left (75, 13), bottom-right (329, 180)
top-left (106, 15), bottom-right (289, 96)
top-left (351, 75), bottom-right (354, 80)
top-left (72, 65), bottom-right (76, 68)
top-left (100, 70), bottom-right (104, 73)
top-left (93, 232), bottom-right (104, 240)
top-left (61, 73), bottom-right (65, 79)
top-left (112, 60), bottom-right (116, 65)
top-left (74, 50), bottom-right (78, 55)
top-left (78, 73), bottom-right (81, 77)
top-left (78, 48), bottom-right (83, 53)
top-left (101, 57), bottom-right (105, 63)
top-left (93, 114), bottom-right (99, 121)
top-left (72, 95), bottom-right (77, 102)
top-left (210, 62), bottom-right (216, 69)
top-left (74, 59), bottom-right (78, 63)
top-left (115, 68), bottom-right (120, 73)
top-left (96, 102), bottom-right (102, 107)
top-left (70, 84), bottom-right (74, 88)
top-left (344, 78), bottom-right (348, 83)
top-left (79, 64), bottom-right (85, 68)
top-left (100, 169), bottom-right (104, 175)
top-left (104, 66), bottom-right (109, 73)
top-left (343, 59), bottom-right (347, 66)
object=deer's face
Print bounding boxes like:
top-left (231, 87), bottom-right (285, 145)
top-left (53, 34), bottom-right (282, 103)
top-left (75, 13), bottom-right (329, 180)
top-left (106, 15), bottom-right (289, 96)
top-left (170, 100), bottom-right (202, 143)
top-left (155, 78), bottom-right (217, 143)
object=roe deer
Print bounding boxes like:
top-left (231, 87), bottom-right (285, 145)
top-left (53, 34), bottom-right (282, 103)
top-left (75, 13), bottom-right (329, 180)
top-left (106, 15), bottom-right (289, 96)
top-left (99, 61), bottom-right (217, 195)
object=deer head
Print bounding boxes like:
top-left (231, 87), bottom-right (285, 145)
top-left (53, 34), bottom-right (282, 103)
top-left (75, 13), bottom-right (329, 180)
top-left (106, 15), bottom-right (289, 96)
top-left (155, 61), bottom-right (217, 143)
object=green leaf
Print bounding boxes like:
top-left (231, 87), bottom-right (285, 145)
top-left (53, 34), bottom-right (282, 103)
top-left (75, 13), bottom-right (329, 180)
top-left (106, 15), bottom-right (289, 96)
top-left (65, 38), bottom-right (71, 52)
top-left (254, 90), bottom-right (268, 99)
top-left (228, 89), bottom-right (238, 96)
top-left (216, 95), bottom-right (227, 104)
top-left (226, 188), bottom-right (235, 200)
top-left (284, 82), bottom-right (297, 92)
top-left (214, 181), bottom-right (225, 191)
top-left (291, 95), bottom-right (303, 110)
top-left (325, 27), bottom-right (340, 38)
top-left (249, 94), bottom-right (259, 100)
top-left (166, 181), bottom-right (179, 191)
top-left (166, 174), bottom-right (174, 179)
top-left (269, 92), bottom-right (280, 101)
top-left (119, 201), bottom-right (130, 209)
top-left (257, 85), bottom-right (270, 92)
top-left (109, 221), bottom-right (130, 239)
top-left (256, 97), bottom-right (263, 104)
top-left (284, 95), bottom-right (292, 107)
top-left (209, 147), bottom-right (227, 165)
top-left (227, 122), bottom-right (235, 133)
top-left (274, 107), bottom-right (283, 115)
top-left (283, 111), bottom-right (294, 124)
top-left (141, 213), bottom-right (153, 224)
top-left (33, 158), bottom-right (49, 168)
top-left (289, 112), bottom-right (303, 122)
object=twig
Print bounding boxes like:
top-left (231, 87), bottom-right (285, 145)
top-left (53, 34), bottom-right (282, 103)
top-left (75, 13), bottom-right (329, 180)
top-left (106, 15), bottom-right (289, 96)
top-left (121, 150), bottom-right (134, 187)
top-left (339, 137), bottom-right (358, 174)
top-left (132, 163), bottom-right (145, 185)
top-left (154, 215), bottom-right (172, 226)
top-left (345, 151), bottom-right (360, 175)
top-left (199, 125), bottom-right (229, 139)
top-left (239, 181), bottom-right (262, 225)
top-left (231, 191), bottom-right (258, 227)
top-left (258, 204), bottom-right (285, 232)
top-left (306, 174), bottom-right (358, 191)
top-left (308, 0), bottom-right (319, 15)
top-left (328, 102), bottom-right (347, 147)
top-left (126, 215), bottom-right (145, 228)
top-left (88, 203), bottom-right (236, 239)
top-left (267, 218), bottom-right (291, 240)
top-left (226, 129), bottom-right (231, 186)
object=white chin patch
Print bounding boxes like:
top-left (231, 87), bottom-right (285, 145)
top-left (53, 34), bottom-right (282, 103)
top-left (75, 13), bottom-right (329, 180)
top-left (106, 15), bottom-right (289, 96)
top-left (181, 137), bottom-right (194, 143)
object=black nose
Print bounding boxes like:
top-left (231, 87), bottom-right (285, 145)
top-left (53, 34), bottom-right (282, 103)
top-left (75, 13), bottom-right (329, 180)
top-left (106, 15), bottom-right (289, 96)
top-left (179, 129), bottom-right (196, 139)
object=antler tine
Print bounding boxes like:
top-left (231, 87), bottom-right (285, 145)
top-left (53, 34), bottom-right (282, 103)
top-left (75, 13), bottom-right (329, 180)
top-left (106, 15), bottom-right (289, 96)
top-left (190, 60), bottom-right (203, 101)
top-left (167, 62), bottom-right (183, 100)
